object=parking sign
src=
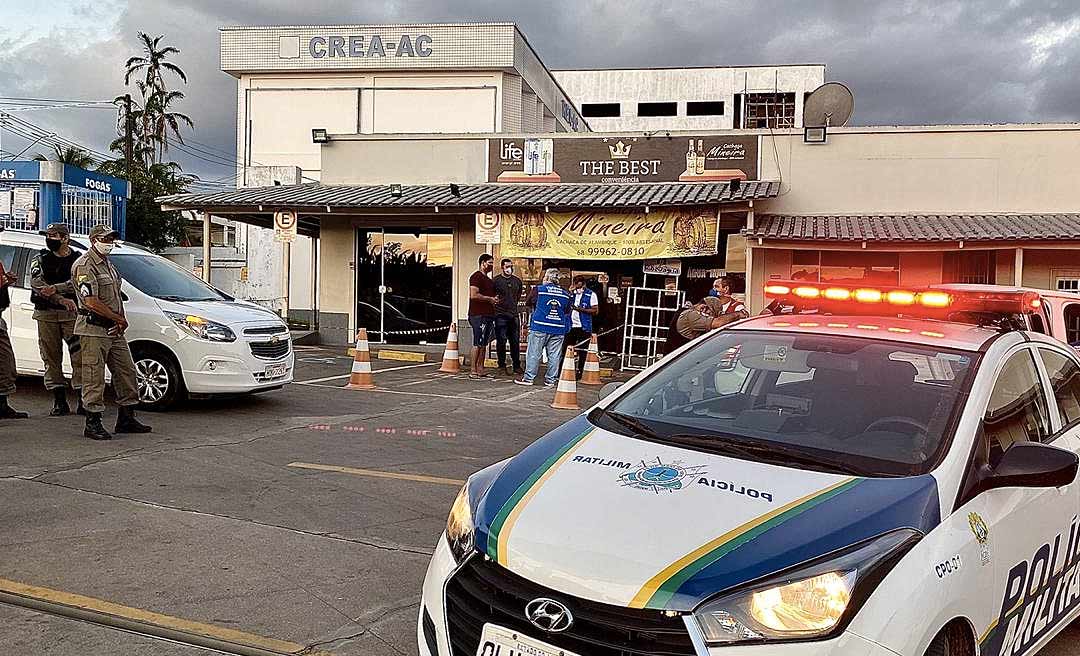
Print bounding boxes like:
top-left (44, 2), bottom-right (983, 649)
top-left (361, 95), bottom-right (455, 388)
top-left (274, 210), bottom-right (298, 242)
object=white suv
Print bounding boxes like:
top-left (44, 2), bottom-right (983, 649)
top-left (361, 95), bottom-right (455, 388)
top-left (0, 229), bottom-right (294, 409)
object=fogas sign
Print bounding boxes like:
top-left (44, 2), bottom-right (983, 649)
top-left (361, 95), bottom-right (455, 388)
top-left (307, 34), bottom-right (433, 58)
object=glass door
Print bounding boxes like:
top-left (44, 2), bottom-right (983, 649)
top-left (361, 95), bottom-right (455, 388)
top-left (355, 227), bottom-right (453, 344)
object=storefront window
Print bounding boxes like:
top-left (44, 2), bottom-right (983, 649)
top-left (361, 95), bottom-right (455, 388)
top-left (789, 251), bottom-right (900, 285)
top-left (943, 251), bottom-right (993, 284)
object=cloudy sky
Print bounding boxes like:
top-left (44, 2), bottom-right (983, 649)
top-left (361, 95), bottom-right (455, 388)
top-left (1, 0), bottom-right (1078, 181)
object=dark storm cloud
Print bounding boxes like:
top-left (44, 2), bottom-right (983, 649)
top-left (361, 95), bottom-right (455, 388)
top-left (2, 0), bottom-right (1079, 179)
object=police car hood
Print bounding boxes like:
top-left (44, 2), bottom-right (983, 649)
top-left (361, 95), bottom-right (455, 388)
top-left (154, 298), bottom-right (285, 327)
top-left (473, 416), bottom-right (940, 611)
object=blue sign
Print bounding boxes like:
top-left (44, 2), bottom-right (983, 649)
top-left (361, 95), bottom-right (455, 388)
top-left (560, 100), bottom-right (581, 131)
top-left (308, 34), bottom-right (432, 59)
top-left (0, 161), bottom-right (40, 181)
top-left (61, 165), bottom-right (127, 197)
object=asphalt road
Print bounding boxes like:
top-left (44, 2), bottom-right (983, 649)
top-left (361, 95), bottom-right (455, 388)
top-left (0, 347), bottom-right (600, 655)
top-left (1, 346), bottom-right (1079, 655)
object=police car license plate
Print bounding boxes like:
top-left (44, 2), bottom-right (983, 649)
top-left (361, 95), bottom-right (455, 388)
top-left (476, 624), bottom-right (578, 656)
top-left (263, 363), bottom-right (288, 378)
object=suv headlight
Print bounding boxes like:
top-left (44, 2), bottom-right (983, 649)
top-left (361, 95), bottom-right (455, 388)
top-left (693, 529), bottom-right (920, 645)
top-left (446, 483), bottom-right (475, 563)
top-left (164, 311), bottom-right (236, 342)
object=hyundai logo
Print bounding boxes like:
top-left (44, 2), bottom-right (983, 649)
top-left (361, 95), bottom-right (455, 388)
top-left (525, 598), bottom-right (573, 633)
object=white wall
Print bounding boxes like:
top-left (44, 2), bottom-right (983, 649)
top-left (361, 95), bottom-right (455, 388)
top-left (554, 65), bottom-right (825, 132)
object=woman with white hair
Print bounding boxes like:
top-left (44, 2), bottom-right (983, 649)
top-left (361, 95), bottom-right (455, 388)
top-left (516, 268), bottom-right (571, 387)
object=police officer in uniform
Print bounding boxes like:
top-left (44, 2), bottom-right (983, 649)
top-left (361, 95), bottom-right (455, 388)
top-left (0, 243), bottom-right (28, 419)
top-left (31, 223), bottom-right (84, 416)
top-left (72, 225), bottom-right (150, 440)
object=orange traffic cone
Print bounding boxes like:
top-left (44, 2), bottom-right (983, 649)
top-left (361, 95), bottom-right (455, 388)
top-left (438, 322), bottom-right (461, 374)
top-left (580, 334), bottom-right (602, 386)
top-left (551, 346), bottom-right (580, 410)
top-left (345, 329), bottom-right (376, 389)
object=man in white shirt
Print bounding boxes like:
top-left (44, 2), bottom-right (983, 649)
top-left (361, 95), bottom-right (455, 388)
top-left (567, 276), bottom-right (599, 379)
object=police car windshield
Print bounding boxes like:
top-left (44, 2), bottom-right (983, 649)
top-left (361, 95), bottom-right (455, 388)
top-left (599, 330), bottom-right (978, 477)
top-left (109, 253), bottom-right (228, 302)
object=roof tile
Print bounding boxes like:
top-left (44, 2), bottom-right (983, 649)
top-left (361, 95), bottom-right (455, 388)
top-left (747, 214), bottom-right (1080, 242)
top-left (160, 181), bottom-right (779, 210)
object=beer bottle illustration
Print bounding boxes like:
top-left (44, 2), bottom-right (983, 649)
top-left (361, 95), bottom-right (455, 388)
top-left (686, 139), bottom-right (696, 175)
top-left (695, 139), bottom-right (706, 175)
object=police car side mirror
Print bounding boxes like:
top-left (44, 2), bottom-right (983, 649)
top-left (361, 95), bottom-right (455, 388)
top-left (988, 442), bottom-right (1078, 490)
top-left (598, 381), bottom-right (625, 401)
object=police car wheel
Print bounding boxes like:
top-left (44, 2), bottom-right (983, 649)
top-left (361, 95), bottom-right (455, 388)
top-left (132, 348), bottom-right (182, 410)
top-left (925, 623), bottom-right (975, 656)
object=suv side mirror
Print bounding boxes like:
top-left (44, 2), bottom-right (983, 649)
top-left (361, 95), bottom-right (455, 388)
top-left (988, 442), bottom-right (1078, 490)
top-left (598, 381), bottom-right (625, 401)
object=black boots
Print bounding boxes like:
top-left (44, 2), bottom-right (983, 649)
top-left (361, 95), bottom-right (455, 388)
top-left (84, 412), bottom-right (111, 440)
top-left (50, 388), bottom-right (71, 416)
top-left (84, 407), bottom-right (150, 440)
top-left (115, 406), bottom-right (151, 434)
top-left (0, 395), bottom-right (28, 419)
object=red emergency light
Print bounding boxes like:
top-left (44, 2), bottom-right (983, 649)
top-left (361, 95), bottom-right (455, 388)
top-left (764, 280), bottom-right (1043, 318)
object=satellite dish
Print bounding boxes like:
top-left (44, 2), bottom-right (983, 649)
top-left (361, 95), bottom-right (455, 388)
top-left (803, 82), bottom-right (854, 128)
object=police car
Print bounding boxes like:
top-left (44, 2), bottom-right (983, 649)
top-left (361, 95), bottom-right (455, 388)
top-left (420, 280), bottom-right (1080, 656)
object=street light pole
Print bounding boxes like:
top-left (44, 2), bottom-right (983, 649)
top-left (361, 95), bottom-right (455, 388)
top-left (123, 94), bottom-right (134, 179)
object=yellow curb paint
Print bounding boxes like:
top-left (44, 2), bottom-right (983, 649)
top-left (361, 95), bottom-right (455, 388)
top-left (599, 368), bottom-right (614, 378)
top-left (0, 577), bottom-right (323, 654)
top-left (287, 462), bottom-right (464, 486)
top-left (377, 350), bottom-right (428, 363)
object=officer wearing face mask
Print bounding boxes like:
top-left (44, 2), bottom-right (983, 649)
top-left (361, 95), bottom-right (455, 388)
top-left (30, 223), bottom-right (84, 416)
top-left (72, 225), bottom-right (150, 440)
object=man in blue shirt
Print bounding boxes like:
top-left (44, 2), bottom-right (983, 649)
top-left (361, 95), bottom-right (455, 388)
top-left (515, 268), bottom-right (571, 387)
top-left (567, 275), bottom-right (599, 378)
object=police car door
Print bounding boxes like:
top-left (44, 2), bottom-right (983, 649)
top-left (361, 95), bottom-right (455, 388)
top-left (975, 344), bottom-right (1080, 656)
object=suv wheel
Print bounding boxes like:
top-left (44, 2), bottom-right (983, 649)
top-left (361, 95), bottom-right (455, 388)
top-left (132, 347), bottom-right (183, 410)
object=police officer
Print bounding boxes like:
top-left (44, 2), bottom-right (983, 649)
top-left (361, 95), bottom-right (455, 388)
top-left (31, 223), bottom-right (83, 416)
top-left (0, 248), bottom-right (28, 419)
top-left (72, 225), bottom-right (150, 440)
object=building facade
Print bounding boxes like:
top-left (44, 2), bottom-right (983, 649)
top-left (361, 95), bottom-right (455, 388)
top-left (553, 65), bottom-right (825, 132)
top-left (0, 160), bottom-right (128, 237)
top-left (206, 23), bottom-right (822, 322)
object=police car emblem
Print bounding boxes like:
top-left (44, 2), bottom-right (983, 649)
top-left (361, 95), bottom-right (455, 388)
top-left (619, 457), bottom-right (706, 493)
top-left (968, 512), bottom-right (989, 544)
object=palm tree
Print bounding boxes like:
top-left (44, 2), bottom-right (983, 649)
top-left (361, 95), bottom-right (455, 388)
top-left (125, 33), bottom-right (187, 93)
top-left (33, 145), bottom-right (96, 169)
top-left (145, 88), bottom-right (194, 162)
top-left (122, 34), bottom-right (190, 165)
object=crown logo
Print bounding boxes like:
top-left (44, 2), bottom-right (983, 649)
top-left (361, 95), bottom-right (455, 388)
top-left (608, 141), bottom-right (631, 159)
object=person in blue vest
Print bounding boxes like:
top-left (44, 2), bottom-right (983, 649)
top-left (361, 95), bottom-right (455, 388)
top-left (567, 275), bottom-right (599, 379)
top-left (515, 268), bottom-right (571, 388)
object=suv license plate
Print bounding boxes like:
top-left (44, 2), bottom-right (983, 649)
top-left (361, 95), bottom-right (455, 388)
top-left (263, 363), bottom-right (288, 378)
top-left (476, 623), bottom-right (579, 656)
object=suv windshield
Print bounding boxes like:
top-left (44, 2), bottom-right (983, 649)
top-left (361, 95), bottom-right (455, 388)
top-left (596, 330), bottom-right (978, 477)
top-left (110, 252), bottom-right (229, 302)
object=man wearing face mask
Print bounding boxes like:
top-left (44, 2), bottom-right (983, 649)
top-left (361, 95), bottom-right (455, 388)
top-left (492, 258), bottom-right (523, 376)
top-left (72, 225), bottom-right (150, 440)
top-left (30, 223), bottom-right (84, 416)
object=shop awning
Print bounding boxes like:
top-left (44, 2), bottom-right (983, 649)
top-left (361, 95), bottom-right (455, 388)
top-left (746, 214), bottom-right (1080, 243)
top-left (160, 180), bottom-right (779, 214)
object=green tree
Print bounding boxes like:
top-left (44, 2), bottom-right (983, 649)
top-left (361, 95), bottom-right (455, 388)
top-left (104, 31), bottom-right (195, 251)
top-left (98, 158), bottom-right (194, 252)
top-left (33, 145), bottom-right (96, 169)
top-left (120, 35), bottom-right (191, 166)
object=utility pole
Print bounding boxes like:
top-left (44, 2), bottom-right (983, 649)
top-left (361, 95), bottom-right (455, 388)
top-left (123, 94), bottom-right (134, 180)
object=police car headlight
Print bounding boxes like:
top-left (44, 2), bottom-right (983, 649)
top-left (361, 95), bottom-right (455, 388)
top-left (693, 529), bottom-right (920, 645)
top-left (165, 312), bottom-right (236, 342)
top-left (446, 484), bottom-right (475, 563)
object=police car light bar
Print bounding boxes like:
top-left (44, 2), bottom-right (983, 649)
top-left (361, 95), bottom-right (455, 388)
top-left (764, 281), bottom-right (1043, 316)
